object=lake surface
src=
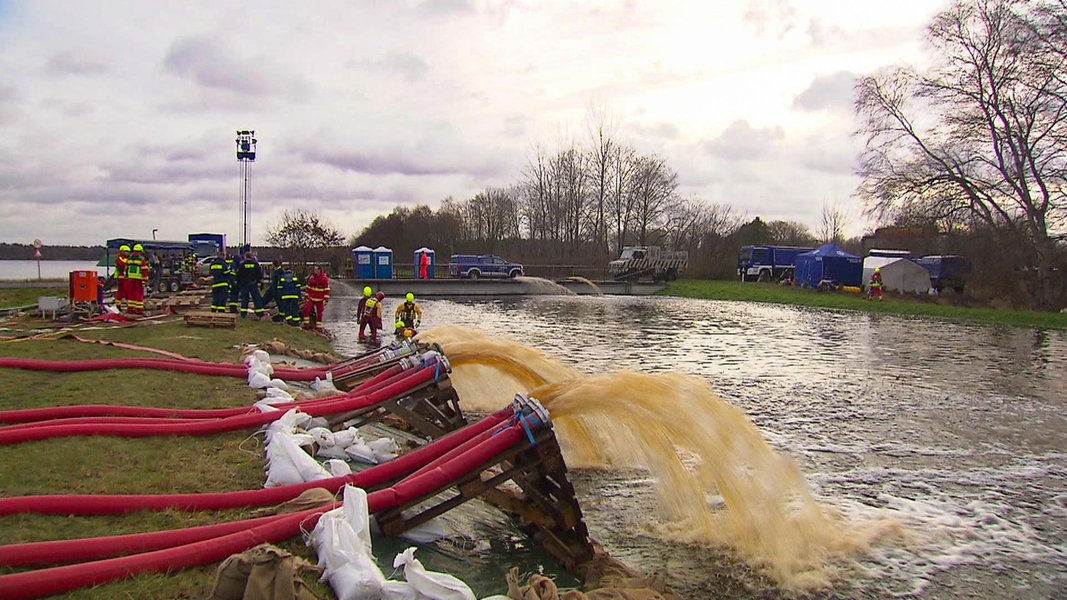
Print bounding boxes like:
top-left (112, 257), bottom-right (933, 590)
top-left (319, 287), bottom-right (1066, 599)
top-left (0, 260), bottom-right (106, 281)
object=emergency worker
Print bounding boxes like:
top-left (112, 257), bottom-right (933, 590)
top-left (359, 291), bottom-right (384, 340)
top-left (125, 244), bottom-right (149, 315)
top-left (395, 320), bottom-right (415, 340)
top-left (276, 266), bottom-right (303, 326)
top-left (301, 265), bottom-right (331, 330)
top-left (868, 267), bottom-right (884, 301)
top-left (236, 251), bottom-right (265, 319)
top-left (114, 244), bottom-right (130, 310)
top-left (225, 253), bottom-right (239, 313)
top-left (208, 250), bottom-right (230, 312)
top-left (261, 259), bottom-right (283, 310)
top-left (356, 286), bottom-right (372, 340)
top-left (394, 292), bottom-right (422, 331)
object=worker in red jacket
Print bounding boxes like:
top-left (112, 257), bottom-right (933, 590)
top-left (125, 244), bottom-right (149, 315)
top-left (301, 265), bottom-right (331, 330)
top-left (114, 244), bottom-right (130, 311)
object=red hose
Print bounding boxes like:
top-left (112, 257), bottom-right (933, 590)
top-left (0, 367), bottom-right (438, 444)
top-left (0, 356), bottom-right (330, 381)
top-left (0, 356), bottom-right (440, 425)
top-left (0, 408), bottom-right (511, 515)
top-left (0, 416), bottom-right (531, 599)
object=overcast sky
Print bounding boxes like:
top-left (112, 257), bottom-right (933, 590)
top-left (0, 0), bottom-right (947, 248)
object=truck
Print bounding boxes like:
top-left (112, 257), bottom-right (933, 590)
top-left (607, 246), bottom-right (688, 281)
top-left (917, 255), bottom-right (972, 293)
top-left (187, 233), bottom-right (227, 258)
top-left (737, 245), bottom-right (814, 282)
top-left (105, 238), bottom-right (199, 294)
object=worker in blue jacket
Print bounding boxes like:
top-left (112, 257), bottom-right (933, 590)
top-left (275, 267), bottom-right (302, 326)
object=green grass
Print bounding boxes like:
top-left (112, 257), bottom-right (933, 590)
top-left (0, 287), bottom-right (56, 309)
top-left (0, 317), bottom-right (336, 598)
top-left (661, 279), bottom-right (1067, 330)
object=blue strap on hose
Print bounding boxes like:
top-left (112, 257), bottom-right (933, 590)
top-left (516, 412), bottom-right (536, 446)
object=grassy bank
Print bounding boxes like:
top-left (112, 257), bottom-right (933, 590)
top-left (0, 287), bottom-right (55, 309)
top-left (661, 279), bottom-right (1067, 330)
top-left (0, 316), bottom-right (336, 598)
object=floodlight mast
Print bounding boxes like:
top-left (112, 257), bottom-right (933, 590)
top-left (236, 130), bottom-right (257, 249)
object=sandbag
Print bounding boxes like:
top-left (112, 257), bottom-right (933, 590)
top-left (392, 546), bottom-right (476, 600)
top-left (308, 486), bottom-right (386, 600)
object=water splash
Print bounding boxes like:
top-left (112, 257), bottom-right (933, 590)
top-left (562, 276), bottom-right (604, 296)
top-left (514, 276), bottom-right (575, 295)
top-left (419, 324), bottom-right (903, 590)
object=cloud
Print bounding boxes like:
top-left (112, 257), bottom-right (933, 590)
top-left (702, 120), bottom-right (785, 161)
top-left (162, 34), bottom-right (308, 98)
top-left (348, 52), bottom-right (431, 82)
top-left (45, 51), bottom-right (108, 75)
top-left (742, 0), bottom-right (800, 39)
top-left (793, 71), bottom-right (857, 113)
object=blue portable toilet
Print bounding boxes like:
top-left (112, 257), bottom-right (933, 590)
top-left (352, 246), bottom-right (374, 279)
top-left (373, 246), bottom-right (393, 279)
top-left (414, 247), bottom-right (436, 279)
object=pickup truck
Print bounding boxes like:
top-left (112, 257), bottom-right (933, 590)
top-left (448, 254), bottom-right (524, 279)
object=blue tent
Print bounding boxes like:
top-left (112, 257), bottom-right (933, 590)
top-left (795, 243), bottom-right (863, 288)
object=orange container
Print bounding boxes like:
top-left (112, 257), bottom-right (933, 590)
top-left (69, 270), bottom-right (99, 302)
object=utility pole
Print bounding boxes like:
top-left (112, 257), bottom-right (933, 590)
top-left (236, 130), bottom-right (257, 250)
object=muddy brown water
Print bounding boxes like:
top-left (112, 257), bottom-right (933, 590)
top-left (324, 293), bottom-right (1066, 599)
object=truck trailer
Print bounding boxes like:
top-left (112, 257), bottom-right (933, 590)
top-left (608, 246), bottom-right (688, 281)
top-left (737, 245), bottom-right (814, 282)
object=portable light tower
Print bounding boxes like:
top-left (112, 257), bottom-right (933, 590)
top-left (236, 130), bottom-right (257, 249)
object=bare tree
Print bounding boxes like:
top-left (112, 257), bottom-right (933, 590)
top-left (266, 209), bottom-right (344, 272)
top-left (630, 153), bottom-right (679, 246)
top-left (585, 105), bottom-right (618, 261)
top-left (608, 144), bottom-right (638, 254)
top-left (766, 220), bottom-right (817, 246)
top-left (856, 0), bottom-right (1067, 308)
top-left (819, 201), bottom-right (850, 244)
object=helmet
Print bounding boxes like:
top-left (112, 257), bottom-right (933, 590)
top-left (875, 267), bottom-right (881, 272)
top-left (119, 244), bottom-right (130, 252)
top-left (406, 292), bottom-right (414, 302)
top-left (363, 286), bottom-right (372, 297)
top-left (132, 244), bottom-right (143, 252)
top-left (376, 291), bottom-right (385, 300)
top-left (395, 320), bottom-right (405, 329)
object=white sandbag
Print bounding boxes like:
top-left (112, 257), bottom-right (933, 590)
top-left (323, 459), bottom-right (352, 477)
top-left (265, 386), bottom-right (294, 399)
top-left (316, 444), bottom-right (350, 460)
top-left (264, 432), bottom-right (330, 487)
top-left (267, 378), bottom-right (289, 390)
top-left (392, 547), bottom-right (476, 600)
top-left (308, 486), bottom-right (385, 600)
top-left (367, 437), bottom-right (400, 463)
top-left (380, 581), bottom-right (418, 600)
top-left (248, 370), bottom-right (271, 389)
top-left (309, 427), bottom-right (336, 448)
top-left (310, 371), bottom-right (339, 393)
top-left (332, 428), bottom-right (359, 448)
top-left (399, 517), bottom-right (451, 544)
top-left (345, 442), bottom-right (378, 465)
top-left (247, 360), bottom-right (273, 377)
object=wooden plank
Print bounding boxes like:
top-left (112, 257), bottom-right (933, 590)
top-left (183, 311), bottom-right (236, 329)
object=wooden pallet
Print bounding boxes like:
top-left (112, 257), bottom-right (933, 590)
top-left (183, 311), bottom-right (237, 329)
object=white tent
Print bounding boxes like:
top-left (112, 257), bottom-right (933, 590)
top-left (862, 257), bottom-right (932, 294)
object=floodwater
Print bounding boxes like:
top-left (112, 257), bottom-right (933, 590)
top-left (0, 260), bottom-right (105, 281)
top-left (323, 287), bottom-right (1067, 599)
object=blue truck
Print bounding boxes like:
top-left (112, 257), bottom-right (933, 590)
top-left (917, 255), bottom-right (973, 293)
top-left (447, 254), bottom-right (524, 279)
top-left (737, 245), bottom-right (814, 282)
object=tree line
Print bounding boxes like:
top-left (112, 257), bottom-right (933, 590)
top-left (276, 0), bottom-right (1065, 310)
